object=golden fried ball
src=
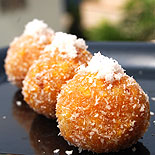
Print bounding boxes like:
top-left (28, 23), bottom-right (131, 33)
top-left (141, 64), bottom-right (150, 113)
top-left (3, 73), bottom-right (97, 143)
top-left (22, 39), bottom-right (92, 118)
top-left (5, 19), bottom-right (54, 87)
top-left (56, 54), bottom-right (150, 153)
top-left (30, 115), bottom-right (150, 155)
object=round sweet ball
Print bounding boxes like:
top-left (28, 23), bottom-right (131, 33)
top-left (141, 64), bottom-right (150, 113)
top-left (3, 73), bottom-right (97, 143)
top-left (5, 19), bottom-right (54, 87)
top-left (22, 32), bottom-right (92, 118)
top-left (56, 52), bottom-right (150, 153)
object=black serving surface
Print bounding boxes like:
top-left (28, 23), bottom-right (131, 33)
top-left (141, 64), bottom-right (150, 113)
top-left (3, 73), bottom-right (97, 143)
top-left (0, 42), bottom-right (155, 155)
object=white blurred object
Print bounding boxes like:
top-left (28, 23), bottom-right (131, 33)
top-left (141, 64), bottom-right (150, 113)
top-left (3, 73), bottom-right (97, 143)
top-left (0, 0), bottom-right (64, 47)
top-left (81, 0), bottom-right (127, 28)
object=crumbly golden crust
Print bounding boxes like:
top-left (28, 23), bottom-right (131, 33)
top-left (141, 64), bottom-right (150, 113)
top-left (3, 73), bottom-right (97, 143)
top-left (56, 72), bottom-right (150, 153)
top-left (5, 33), bottom-right (53, 87)
top-left (22, 48), bottom-right (92, 118)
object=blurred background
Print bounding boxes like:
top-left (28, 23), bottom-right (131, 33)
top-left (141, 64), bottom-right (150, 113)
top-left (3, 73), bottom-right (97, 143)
top-left (0, 0), bottom-right (155, 47)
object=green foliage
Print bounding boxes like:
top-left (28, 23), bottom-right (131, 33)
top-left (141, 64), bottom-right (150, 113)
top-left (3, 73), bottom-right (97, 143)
top-left (86, 0), bottom-right (155, 41)
top-left (85, 21), bottom-right (133, 41)
top-left (122, 0), bottom-right (155, 40)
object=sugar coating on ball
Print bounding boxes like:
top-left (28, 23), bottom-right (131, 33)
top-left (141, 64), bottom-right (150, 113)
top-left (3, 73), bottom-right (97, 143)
top-left (56, 52), bottom-right (150, 153)
top-left (5, 19), bottom-right (54, 87)
top-left (78, 52), bottom-right (124, 82)
top-left (23, 19), bottom-right (53, 36)
top-left (22, 32), bottom-right (92, 118)
top-left (44, 32), bottom-right (88, 58)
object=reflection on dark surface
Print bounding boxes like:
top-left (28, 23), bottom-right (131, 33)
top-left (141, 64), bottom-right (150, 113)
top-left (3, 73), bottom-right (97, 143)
top-left (12, 91), bottom-right (150, 155)
top-left (10, 83), bottom-right (150, 155)
top-left (29, 115), bottom-right (150, 155)
top-left (0, 43), bottom-right (154, 154)
top-left (9, 73), bottom-right (150, 155)
top-left (30, 115), bottom-right (75, 155)
top-left (12, 89), bottom-right (37, 132)
top-left (0, 0), bottom-right (26, 12)
top-left (108, 142), bottom-right (150, 155)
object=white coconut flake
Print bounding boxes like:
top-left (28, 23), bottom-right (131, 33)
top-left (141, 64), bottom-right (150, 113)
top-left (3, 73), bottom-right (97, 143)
top-left (150, 111), bottom-right (154, 116)
top-left (2, 116), bottom-right (6, 119)
top-left (65, 150), bottom-right (73, 155)
top-left (16, 101), bottom-right (22, 106)
top-left (24, 19), bottom-right (54, 36)
top-left (131, 120), bottom-right (136, 127)
top-left (133, 104), bottom-right (136, 109)
top-left (44, 32), bottom-right (87, 58)
top-left (145, 93), bottom-right (149, 103)
top-left (95, 96), bottom-right (100, 105)
top-left (78, 147), bottom-right (83, 153)
top-left (53, 149), bottom-right (60, 154)
top-left (78, 52), bottom-right (125, 82)
top-left (151, 97), bottom-right (155, 101)
top-left (74, 38), bottom-right (88, 49)
top-left (132, 147), bottom-right (136, 152)
top-left (106, 105), bottom-right (111, 110)
top-left (140, 104), bottom-right (145, 112)
top-left (94, 113), bottom-right (99, 117)
top-left (38, 35), bottom-right (47, 44)
top-left (107, 84), bottom-right (113, 90)
top-left (89, 131), bottom-right (95, 136)
top-left (89, 77), bottom-right (93, 83)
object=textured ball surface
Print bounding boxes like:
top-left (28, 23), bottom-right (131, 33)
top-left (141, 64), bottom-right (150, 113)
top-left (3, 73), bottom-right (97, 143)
top-left (22, 48), bottom-right (92, 118)
top-left (56, 72), bottom-right (150, 153)
top-left (5, 34), bottom-right (53, 87)
top-left (5, 19), bottom-right (54, 87)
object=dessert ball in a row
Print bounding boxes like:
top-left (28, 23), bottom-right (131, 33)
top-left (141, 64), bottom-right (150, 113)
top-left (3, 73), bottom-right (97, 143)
top-left (5, 19), bottom-right (92, 118)
top-left (56, 52), bottom-right (150, 153)
top-left (5, 19), bottom-right (54, 87)
top-left (22, 32), bottom-right (92, 118)
top-left (4, 19), bottom-right (150, 154)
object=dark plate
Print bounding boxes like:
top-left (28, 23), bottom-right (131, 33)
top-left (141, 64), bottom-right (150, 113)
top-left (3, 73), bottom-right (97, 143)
top-left (0, 42), bottom-right (155, 155)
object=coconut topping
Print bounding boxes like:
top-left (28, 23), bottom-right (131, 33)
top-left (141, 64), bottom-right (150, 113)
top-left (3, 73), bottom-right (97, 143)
top-left (16, 101), bottom-right (22, 106)
top-left (23, 19), bottom-right (54, 36)
top-left (53, 149), bottom-right (60, 154)
top-left (65, 150), bottom-right (73, 155)
top-left (44, 32), bottom-right (87, 58)
top-left (2, 116), bottom-right (6, 119)
top-left (78, 52), bottom-right (125, 82)
top-left (151, 97), bottom-right (155, 101)
top-left (150, 111), bottom-right (154, 116)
